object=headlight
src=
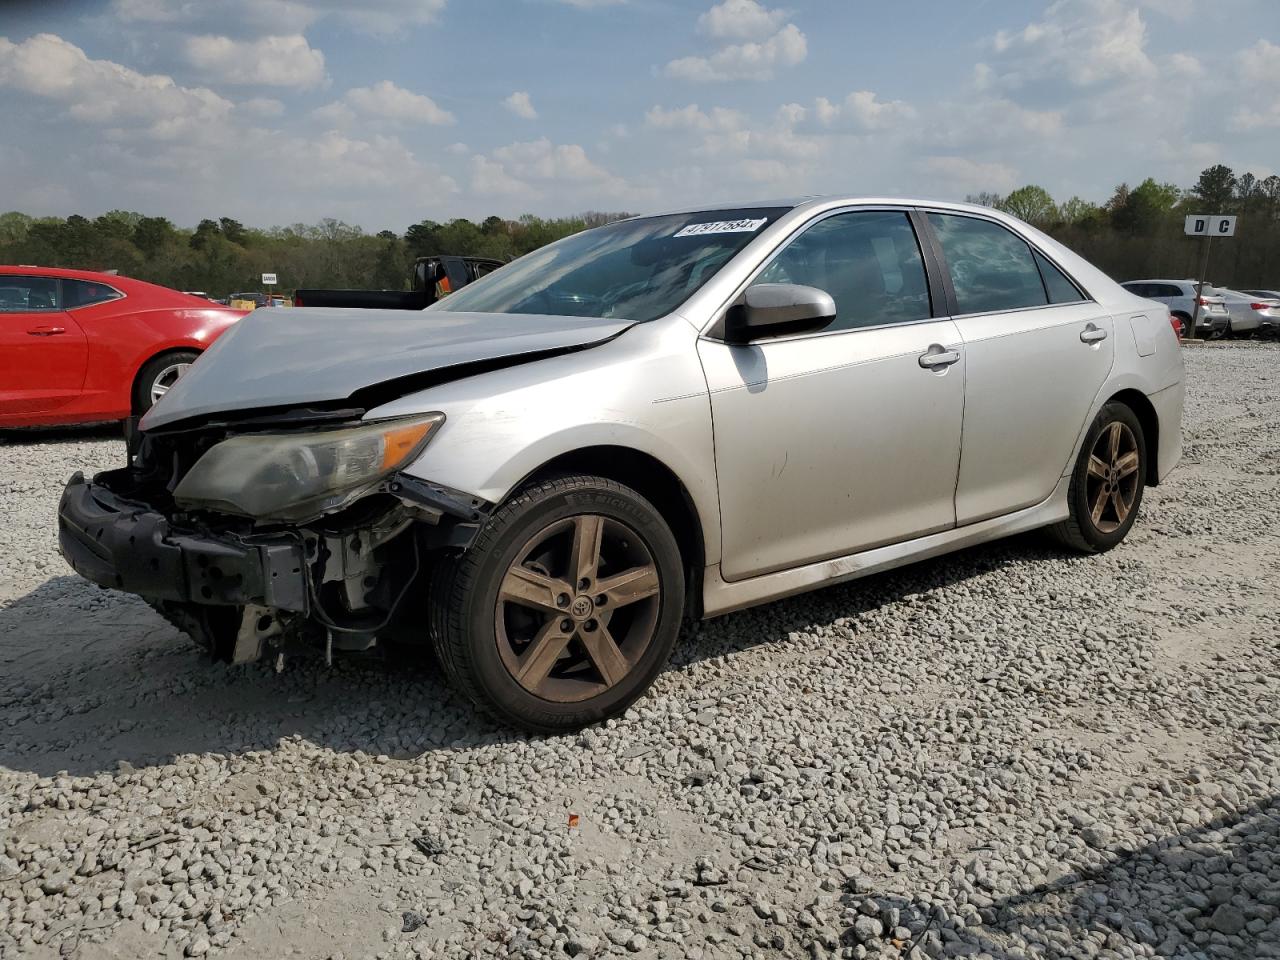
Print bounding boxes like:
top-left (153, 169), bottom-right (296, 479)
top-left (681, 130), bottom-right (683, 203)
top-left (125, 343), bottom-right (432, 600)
top-left (173, 414), bottom-right (444, 520)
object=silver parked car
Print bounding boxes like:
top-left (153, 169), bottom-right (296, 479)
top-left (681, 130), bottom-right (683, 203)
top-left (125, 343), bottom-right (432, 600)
top-left (58, 198), bottom-right (1184, 732)
top-left (1221, 289), bottom-right (1280, 338)
top-left (1119, 279), bottom-right (1230, 338)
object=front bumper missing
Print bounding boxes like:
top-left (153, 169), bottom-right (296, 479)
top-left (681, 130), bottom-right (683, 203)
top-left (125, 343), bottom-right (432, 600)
top-left (57, 471), bottom-right (309, 613)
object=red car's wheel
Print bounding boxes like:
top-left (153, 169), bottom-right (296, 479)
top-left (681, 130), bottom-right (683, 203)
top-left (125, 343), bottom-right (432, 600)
top-left (133, 351), bottom-right (199, 415)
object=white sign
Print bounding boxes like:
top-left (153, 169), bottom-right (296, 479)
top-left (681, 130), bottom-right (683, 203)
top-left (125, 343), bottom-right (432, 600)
top-left (1184, 215), bottom-right (1237, 238)
top-left (261, 272), bottom-right (278, 285)
top-left (674, 217), bottom-right (768, 238)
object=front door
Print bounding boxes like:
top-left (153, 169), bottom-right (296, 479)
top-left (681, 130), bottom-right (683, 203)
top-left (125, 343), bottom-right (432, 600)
top-left (0, 276), bottom-right (88, 421)
top-left (923, 212), bottom-right (1116, 524)
top-left (698, 209), bottom-right (965, 582)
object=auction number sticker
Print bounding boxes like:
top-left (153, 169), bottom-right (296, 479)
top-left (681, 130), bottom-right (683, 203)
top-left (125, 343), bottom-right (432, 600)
top-left (674, 217), bottom-right (768, 238)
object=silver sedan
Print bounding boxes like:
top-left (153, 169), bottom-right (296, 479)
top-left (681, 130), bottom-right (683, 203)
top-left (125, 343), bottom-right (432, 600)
top-left (59, 197), bottom-right (1185, 731)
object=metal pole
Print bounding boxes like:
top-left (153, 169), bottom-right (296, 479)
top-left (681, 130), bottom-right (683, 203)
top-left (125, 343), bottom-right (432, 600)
top-left (1187, 233), bottom-right (1213, 341)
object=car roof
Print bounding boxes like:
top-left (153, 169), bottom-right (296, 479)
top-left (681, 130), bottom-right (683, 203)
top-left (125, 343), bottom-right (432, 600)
top-left (634, 194), bottom-right (1033, 220)
top-left (0, 264), bottom-right (135, 282)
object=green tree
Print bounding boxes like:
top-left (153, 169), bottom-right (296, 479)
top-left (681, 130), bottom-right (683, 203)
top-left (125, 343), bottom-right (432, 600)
top-left (1192, 164), bottom-right (1236, 213)
top-left (132, 216), bottom-right (177, 257)
top-left (190, 218), bottom-right (222, 250)
top-left (218, 217), bottom-right (247, 245)
top-left (999, 185), bottom-right (1057, 226)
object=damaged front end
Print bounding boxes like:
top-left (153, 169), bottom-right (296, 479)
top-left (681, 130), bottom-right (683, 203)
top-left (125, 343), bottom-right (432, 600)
top-left (57, 410), bottom-right (488, 666)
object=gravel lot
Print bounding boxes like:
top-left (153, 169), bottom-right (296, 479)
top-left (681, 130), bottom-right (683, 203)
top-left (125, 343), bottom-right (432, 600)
top-left (2, 343), bottom-right (1278, 960)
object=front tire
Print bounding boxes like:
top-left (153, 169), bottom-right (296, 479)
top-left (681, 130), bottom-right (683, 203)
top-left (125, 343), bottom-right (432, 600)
top-left (1051, 402), bottom-right (1146, 554)
top-left (133, 351), bottom-right (199, 415)
top-left (429, 475), bottom-right (685, 733)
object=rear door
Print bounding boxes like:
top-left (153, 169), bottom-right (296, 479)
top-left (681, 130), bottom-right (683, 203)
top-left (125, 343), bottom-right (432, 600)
top-left (0, 276), bottom-right (88, 420)
top-left (923, 212), bottom-right (1115, 525)
top-left (698, 208), bottom-right (965, 580)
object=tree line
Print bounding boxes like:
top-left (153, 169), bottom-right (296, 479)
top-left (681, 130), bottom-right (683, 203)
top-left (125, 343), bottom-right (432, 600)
top-left (968, 164), bottom-right (1279, 288)
top-left (0, 210), bottom-right (630, 298)
top-left (1, 165), bottom-right (1276, 296)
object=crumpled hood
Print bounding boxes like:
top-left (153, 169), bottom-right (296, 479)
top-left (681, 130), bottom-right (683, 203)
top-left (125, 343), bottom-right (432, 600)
top-left (141, 306), bottom-right (636, 430)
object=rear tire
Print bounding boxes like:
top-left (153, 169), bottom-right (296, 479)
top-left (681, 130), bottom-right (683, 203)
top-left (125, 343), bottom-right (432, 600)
top-left (429, 474), bottom-right (685, 733)
top-left (133, 351), bottom-right (199, 415)
top-left (1051, 402), bottom-right (1147, 554)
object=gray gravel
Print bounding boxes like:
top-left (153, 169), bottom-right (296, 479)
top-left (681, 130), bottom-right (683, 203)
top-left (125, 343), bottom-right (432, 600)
top-left (2, 343), bottom-right (1279, 960)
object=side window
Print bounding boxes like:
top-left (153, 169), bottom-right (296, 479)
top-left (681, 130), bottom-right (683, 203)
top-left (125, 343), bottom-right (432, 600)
top-left (751, 211), bottom-right (931, 332)
top-left (927, 213), bottom-right (1048, 315)
top-left (1162, 284), bottom-right (1188, 299)
top-left (1033, 250), bottom-right (1085, 304)
top-left (0, 276), bottom-right (61, 312)
top-left (64, 279), bottom-right (124, 309)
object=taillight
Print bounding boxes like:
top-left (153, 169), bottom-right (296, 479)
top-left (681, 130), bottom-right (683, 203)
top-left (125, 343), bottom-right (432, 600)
top-left (1168, 311), bottom-right (1181, 338)
top-left (1196, 297), bottom-right (1212, 306)
top-left (1251, 303), bottom-right (1271, 311)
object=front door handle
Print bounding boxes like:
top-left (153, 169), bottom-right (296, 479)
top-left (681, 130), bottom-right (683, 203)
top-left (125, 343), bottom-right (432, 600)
top-left (918, 346), bottom-right (960, 369)
top-left (28, 325), bottom-right (66, 336)
top-left (1080, 323), bottom-right (1108, 344)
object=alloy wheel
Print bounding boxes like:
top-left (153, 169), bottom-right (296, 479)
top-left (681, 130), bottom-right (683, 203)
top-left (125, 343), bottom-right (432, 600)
top-left (150, 362), bottom-right (192, 405)
top-left (1086, 421), bottom-right (1140, 534)
top-left (495, 513), bottom-right (661, 703)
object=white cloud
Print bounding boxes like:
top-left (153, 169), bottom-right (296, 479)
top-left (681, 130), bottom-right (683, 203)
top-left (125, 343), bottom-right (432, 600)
top-left (504, 91), bottom-right (538, 120)
top-left (470, 155), bottom-right (529, 196)
top-left (552, 0), bottom-right (625, 6)
top-left (184, 34), bottom-right (326, 89)
top-left (1229, 40), bottom-right (1280, 131)
top-left (238, 97), bottom-right (286, 118)
top-left (812, 91), bottom-right (916, 131)
top-left (664, 22), bottom-right (806, 81)
top-left (348, 80), bottom-right (453, 125)
top-left (112, 0), bottom-right (446, 37)
top-left (492, 138), bottom-right (615, 183)
top-left (0, 33), bottom-right (232, 141)
top-left (697, 0), bottom-right (787, 40)
top-left (645, 104), bottom-right (744, 132)
top-left (989, 0), bottom-right (1158, 89)
top-left (919, 156), bottom-right (1019, 195)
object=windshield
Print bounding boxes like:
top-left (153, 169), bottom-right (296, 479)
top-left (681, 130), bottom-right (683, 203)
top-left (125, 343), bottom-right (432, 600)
top-left (429, 207), bottom-right (790, 322)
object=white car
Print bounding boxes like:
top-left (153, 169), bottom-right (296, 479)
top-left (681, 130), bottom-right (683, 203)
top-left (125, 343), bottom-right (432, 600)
top-left (1120, 279), bottom-right (1230, 338)
top-left (60, 197), bottom-right (1185, 731)
top-left (1223, 289), bottom-right (1280, 338)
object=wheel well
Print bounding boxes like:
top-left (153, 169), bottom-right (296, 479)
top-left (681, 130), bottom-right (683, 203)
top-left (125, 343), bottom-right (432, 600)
top-left (131, 347), bottom-right (200, 411)
top-left (1108, 389), bottom-right (1161, 486)
top-left (521, 446), bottom-right (706, 616)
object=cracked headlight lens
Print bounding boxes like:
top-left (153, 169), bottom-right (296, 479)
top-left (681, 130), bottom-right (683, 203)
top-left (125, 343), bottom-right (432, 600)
top-left (173, 414), bottom-right (444, 520)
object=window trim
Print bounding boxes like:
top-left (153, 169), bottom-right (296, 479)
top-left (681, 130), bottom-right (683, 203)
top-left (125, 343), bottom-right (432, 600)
top-left (59, 278), bottom-right (126, 311)
top-left (916, 208), bottom-right (1095, 320)
top-left (703, 204), bottom-right (949, 343)
top-left (0, 274), bottom-right (66, 313)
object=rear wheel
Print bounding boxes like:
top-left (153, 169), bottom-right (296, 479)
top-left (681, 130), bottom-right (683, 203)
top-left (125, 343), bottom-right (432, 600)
top-left (133, 351), bottom-right (199, 415)
top-left (1051, 402), bottom-right (1146, 554)
top-left (429, 475), bottom-right (685, 733)
top-left (1172, 312), bottom-right (1193, 339)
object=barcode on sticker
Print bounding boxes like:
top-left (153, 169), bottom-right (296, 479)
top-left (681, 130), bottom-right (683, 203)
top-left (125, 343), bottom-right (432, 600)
top-left (673, 218), bottom-right (768, 238)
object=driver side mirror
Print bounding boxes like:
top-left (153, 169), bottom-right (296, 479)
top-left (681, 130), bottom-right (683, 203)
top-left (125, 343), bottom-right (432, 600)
top-left (723, 283), bottom-right (837, 344)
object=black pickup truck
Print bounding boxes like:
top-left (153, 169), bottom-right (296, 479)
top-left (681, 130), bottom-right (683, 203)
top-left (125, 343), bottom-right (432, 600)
top-left (294, 255), bottom-right (505, 309)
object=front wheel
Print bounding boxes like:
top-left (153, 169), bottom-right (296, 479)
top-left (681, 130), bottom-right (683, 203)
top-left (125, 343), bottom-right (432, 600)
top-left (133, 351), bottom-right (199, 415)
top-left (429, 475), bottom-right (685, 733)
top-left (1051, 402), bottom-right (1146, 553)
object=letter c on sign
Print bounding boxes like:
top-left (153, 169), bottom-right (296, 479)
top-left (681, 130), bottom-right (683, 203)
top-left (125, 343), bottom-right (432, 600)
top-left (1218, 219), bottom-right (1230, 234)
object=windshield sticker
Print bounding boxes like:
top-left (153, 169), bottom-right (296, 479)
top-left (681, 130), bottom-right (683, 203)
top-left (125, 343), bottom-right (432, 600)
top-left (673, 217), bottom-right (769, 238)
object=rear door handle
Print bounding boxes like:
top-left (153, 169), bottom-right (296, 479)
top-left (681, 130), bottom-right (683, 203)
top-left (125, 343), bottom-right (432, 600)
top-left (1080, 323), bottom-right (1108, 344)
top-left (28, 325), bottom-right (66, 336)
top-left (918, 346), bottom-right (960, 369)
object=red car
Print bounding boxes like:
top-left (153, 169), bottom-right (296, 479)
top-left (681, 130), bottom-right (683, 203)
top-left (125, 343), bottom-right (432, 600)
top-left (0, 267), bottom-right (247, 427)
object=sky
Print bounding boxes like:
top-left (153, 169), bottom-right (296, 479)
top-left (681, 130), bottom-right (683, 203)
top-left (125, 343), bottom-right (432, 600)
top-left (0, 0), bottom-right (1277, 231)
